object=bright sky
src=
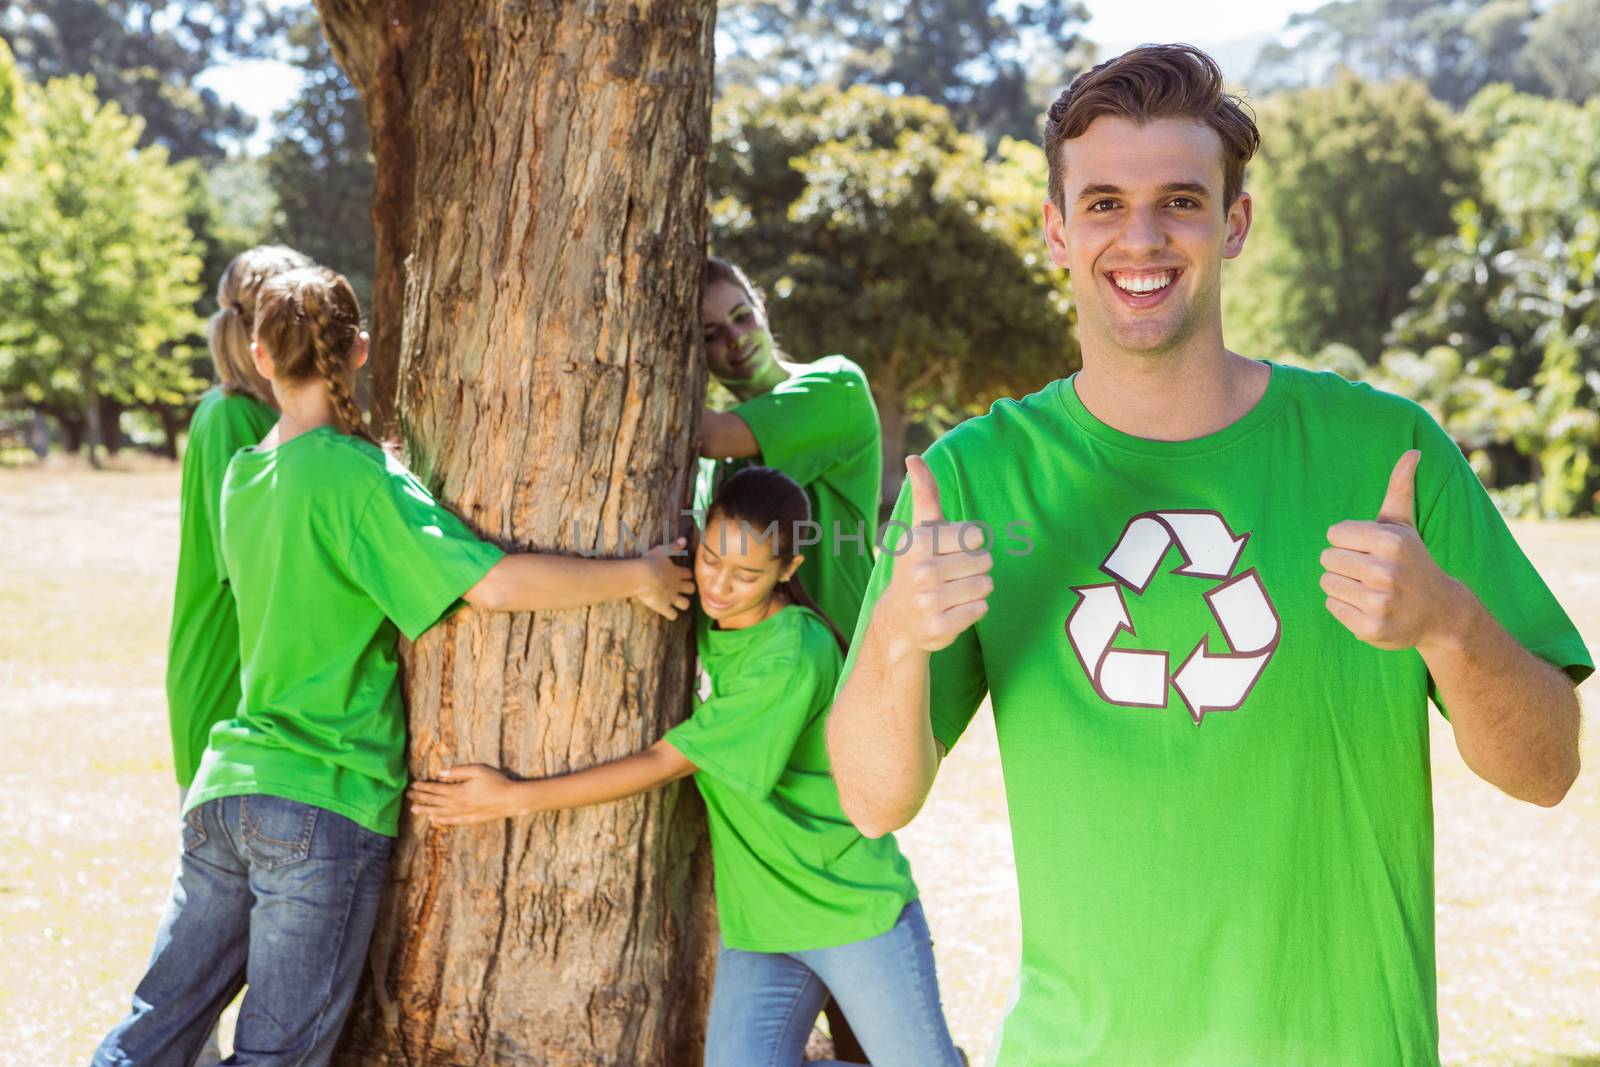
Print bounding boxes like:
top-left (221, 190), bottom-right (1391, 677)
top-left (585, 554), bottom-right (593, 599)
top-left (198, 0), bottom-right (1326, 154)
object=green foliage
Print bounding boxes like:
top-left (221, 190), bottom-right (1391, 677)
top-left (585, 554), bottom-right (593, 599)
top-left (709, 84), bottom-right (1075, 462)
top-left (262, 10), bottom-right (373, 309)
top-left (716, 0), bottom-right (1092, 144)
top-left (0, 38), bottom-right (20, 167)
top-left (1388, 89), bottom-right (1600, 515)
top-left (1250, 0), bottom-right (1600, 107)
top-left (0, 1), bottom-right (292, 163)
top-left (207, 155), bottom-right (278, 241)
top-left (1225, 75), bottom-right (1476, 361)
top-left (1251, 0), bottom-right (1541, 106)
top-left (0, 74), bottom-right (204, 454)
top-left (1516, 0), bottom-right (1600, 103)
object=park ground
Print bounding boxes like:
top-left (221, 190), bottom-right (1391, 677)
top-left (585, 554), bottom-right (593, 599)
top-left (0, 462), bottom-right (1596, 1067)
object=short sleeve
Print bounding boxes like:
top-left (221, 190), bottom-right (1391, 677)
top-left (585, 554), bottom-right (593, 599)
top-left (733, 363), bottom-right (875, 487)
top-left (345, 464), bottom-right (506, 641)
top-left (665, 652), bottom-right (819, 800)
top-left (1418, 423), bottom-right (1593, 700)
top-left (836, 448), bottom-right (988, 753)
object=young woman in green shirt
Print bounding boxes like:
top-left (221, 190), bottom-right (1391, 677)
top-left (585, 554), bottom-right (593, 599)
top-left (94, 266), bottom-right (696, 1067)
top-left (408, 467), bottom-right (963, 1067)
top-left (166, 243), bottom-right (311, 801)
top-left (697, 258), bottom-right (883, 637)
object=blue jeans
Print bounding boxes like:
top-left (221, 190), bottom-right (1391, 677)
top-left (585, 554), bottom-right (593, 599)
top-left (92, 795), bottom-right (391, 1067)
top-left (705, 899), bottom-right (963, 1067)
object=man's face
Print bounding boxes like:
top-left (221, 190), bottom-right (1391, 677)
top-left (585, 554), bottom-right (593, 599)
top-left (701, 280), bottom-right (777, 383)
top-left (1043, 116), bottom-right (1251, 359)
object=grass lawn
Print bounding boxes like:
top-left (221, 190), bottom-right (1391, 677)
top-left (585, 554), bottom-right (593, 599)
top-left (1, 461), bottom-right (1596, 1066)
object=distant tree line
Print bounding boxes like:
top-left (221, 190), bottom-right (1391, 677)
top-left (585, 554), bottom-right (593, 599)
top-left (0, 0), bottom-right (1594, 512)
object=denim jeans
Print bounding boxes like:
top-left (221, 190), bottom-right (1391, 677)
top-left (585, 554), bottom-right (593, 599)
top-left (173, 786), bottom-right (223, 1067)
top-left (705, 899), bottom-right (963, 1067)
top-left (92, 795), bottom-right (391, 1067)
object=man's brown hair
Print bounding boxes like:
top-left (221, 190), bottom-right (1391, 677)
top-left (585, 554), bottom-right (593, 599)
top-left (1043, 44), bottom-right (1260, 214)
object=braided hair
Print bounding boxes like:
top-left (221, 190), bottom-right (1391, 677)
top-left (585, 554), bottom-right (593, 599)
top-left (253, 266), bottom-right (373, 444)
top-left (208, 245), bottom-right (312, 406)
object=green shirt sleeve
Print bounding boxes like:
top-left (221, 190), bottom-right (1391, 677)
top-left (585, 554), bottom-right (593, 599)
top-left (836, 446), bottom-right (988, 753)
top-left (665, 648), bottom-right (819, 801)
top-left (344, 462), bottom-right (507, 641)
top-left (1417, 419), bottom-right (1594, 706)
top-left (732, 361), bottom-right (875, 486)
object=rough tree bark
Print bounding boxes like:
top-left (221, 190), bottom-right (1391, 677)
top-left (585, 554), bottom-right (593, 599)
top-left (314, 4), bottom-right (718, 1064)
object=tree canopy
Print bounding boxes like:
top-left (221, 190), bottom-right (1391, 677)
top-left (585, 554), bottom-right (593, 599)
top-left (710, 83), bottom-right (1076, 484)
top-left (0, 73), bottom-right (204, 459)
top-left (262, 9), bottom-right (374, 309)
top-left (716, 0), bottom-right (1092, 144)
top-left (1224, 74), bottom-right (1477, 361)
top-left (0, 0), bottom-right (293, 162)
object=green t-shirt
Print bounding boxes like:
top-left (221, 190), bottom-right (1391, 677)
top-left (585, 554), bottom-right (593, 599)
top-left (185, 427), bottom-right (505, 836)
top-left (841, 363), bottom-right (1592, 1067)
top-left (664, 604), bottom-right (917, 953)
top-left (166, 388), bottom-right (277, 788)
top-left (697, 355), bottom-right (881, 636)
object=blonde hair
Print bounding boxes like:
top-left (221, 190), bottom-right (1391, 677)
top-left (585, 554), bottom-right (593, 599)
top-left (208, 245), bottom-right (313, 404)
top-left (254, 266), bottom-right (372, 444)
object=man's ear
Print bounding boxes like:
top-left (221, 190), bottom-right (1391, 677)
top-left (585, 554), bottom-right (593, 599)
top-left (1222, 191), bottom-right (1253, 260)
top-left (1043, 198), bottom-right (1071, 271)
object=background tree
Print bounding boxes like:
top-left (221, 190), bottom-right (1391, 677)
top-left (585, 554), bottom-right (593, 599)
top-left (1387, 86), bottom-right (1600, 514)
top-left (0, 0), bottom-right (293, 162)
top-left (716, 0), bottom-right (1092, 144)
top-left (263, 7), bottom-right (374, 310)
top-left (1250, 0), bottom-right (1542, 106)
top-left (0, 73), bottom-right (203, 463)
top-left (308, 3), bottom-right (718, 1062)
top-left (0, 37), bottom-right (20, 164)
top-left (710, 84), bottom-right (1075, 499)
top-left (1516, 0), bottom-right (1600, 103)
top-left (1223, 74), bottom-right (1477, 360)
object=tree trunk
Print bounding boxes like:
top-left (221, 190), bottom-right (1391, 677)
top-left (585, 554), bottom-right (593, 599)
top-left (317, 4), bottom-right (718, 1064)
top-left (54, 408), bottom-right (84, 454)
top-left (97, 396), bottom-right (125, 455)
top-left (154, 403), bottom-right (181, 460)
top-left (82, 379), bottom-right (102, 470)
top-left (876, 386), bottom-right (910, 516)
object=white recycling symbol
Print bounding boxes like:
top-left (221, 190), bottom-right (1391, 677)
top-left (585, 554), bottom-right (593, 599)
top-left (1065, 510), bottom-right (1280, 725)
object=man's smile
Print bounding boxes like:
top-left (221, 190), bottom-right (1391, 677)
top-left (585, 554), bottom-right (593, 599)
top-left (1105, 267), bottom-right (1183, 308)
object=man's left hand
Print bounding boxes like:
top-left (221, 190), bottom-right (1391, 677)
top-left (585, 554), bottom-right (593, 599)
top-left (1320, 450), bottom-right (1464, 652)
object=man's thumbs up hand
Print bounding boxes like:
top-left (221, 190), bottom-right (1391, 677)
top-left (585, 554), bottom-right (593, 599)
top-left (1376, 449), bottom-right (1419, 528)
top-left (878, 455), bottom-right (994, 654)
top-left (907, 453), bottom-right (947, 527)
top-left (1321, 450), bottom-right (1458, 652)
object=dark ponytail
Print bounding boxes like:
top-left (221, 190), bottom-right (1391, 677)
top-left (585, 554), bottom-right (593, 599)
top-left (708, 466), bottom-right (849, 654)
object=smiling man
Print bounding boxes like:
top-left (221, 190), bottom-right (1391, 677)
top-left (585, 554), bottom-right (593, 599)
top-left (827, 44), bottom-right (1591, 1066)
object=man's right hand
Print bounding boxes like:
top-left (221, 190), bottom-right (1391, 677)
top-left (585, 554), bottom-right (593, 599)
top-left (876, 454), bottom-right (993, 653)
